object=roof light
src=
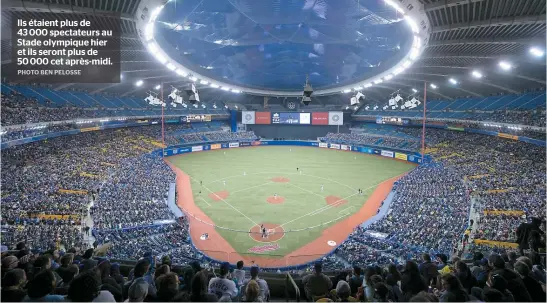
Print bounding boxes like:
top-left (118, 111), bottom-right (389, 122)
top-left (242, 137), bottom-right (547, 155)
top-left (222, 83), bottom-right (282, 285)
top-left (231, 89), bottom-right (241, 93)
top-left (155, 85), bottom-right (161, 90)
top-left (393, 67), bottom-right (404, 75)
top-left (530, 47), bottom-right (545, 57)
top-left (364, 83), bottom-right (372, 88)
top-left (343, 89), bottom-right (351, 93)
top-left (200, 80), bottom-right (209, 85)
top-left (150, 6), bottom-right (163, 22)
top-left (413, 36), bottom-right (421, 49)
top-left (135, 80), bottom-right (143, 87)
top-left (176, 70), bottom-right (187, 77)
top-left (147, 42), bottom-right (159, 54)
top-left (409, 47), bottom-right (419, 60)
top-left (385, 74), bottom-right (393, 80)
top-left (405, 16), bottom-right (419, 34)
top-left (374, 79), bottom-right (383, 84)
top-left (221, 87), bottom-right (230, 91)
top-left (412, 88), bottom-right (418, 93)
top-left (449, 78), bottom-right (458, 85)
top-left (354, 86), bottom-right (363, 91)
top-left (384, 0), bottom-right (405, 15)
top-left (499, 61), bottom-right (513, 71)
top-left (210, 83), bottom-right (220, 88)
top-left (402, 60), bottom-right (412, 68)
top-left (155, 53), bottom-right (167, 64)
top-left (144, 23), bottom-right (154, 41)
top-left (471, 70), bottom-right (483, 78)
top-left (430, 83), bottom-right (437, 89)
top-left (190, 76), bottom-right (197, 81)
top-left (166, 63), bottom-right (176, 70)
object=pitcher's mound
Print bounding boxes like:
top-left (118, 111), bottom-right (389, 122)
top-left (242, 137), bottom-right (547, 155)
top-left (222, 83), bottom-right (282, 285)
top-left (249, 223), bottom-right (285, 242)
top-left (266, 196), bottom-right (285, 204)
top-left (271, 177), bottom-right (290, 183)
top-left (325, 195), bottom-right (348, 207)
top-left (208, 190), bottom-right (229, 201)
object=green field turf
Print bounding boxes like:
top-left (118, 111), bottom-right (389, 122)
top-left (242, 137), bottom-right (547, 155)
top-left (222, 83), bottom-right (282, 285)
top-left (168, 146), bottom-right (416, 256)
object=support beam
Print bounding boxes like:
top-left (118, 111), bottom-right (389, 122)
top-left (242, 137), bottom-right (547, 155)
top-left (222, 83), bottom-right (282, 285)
top-left (428, 37), bottom-right (544, 46)
top-left (431, 15), bottom-right (546, 33)
top-left (418, 65), bottom-right (546, 85)
top-left (3, 0), bottom-right (135, 21)
top-left (424, 0), bottom-right (485, 12)
top-left (391, 79), bottom-right (455, 100)
top-left (408, 72), bottom-right (519, 94)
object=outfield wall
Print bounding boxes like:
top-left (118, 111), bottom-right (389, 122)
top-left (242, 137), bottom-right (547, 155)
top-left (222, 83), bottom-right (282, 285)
top-left (156, 140), bottom-right (431, 164)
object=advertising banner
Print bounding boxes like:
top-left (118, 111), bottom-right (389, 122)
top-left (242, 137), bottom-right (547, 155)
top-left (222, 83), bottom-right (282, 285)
top-left (240, 142), bottom-right (251, 147)
top-left (271, 112), bottom-right (300, 124)
top-left (178, 147), bottom-right (191, 153)
top-left (328, 111), bottom-right (344, 125)
top-left (498, 133), bottom-right (518, 140)
top-left (319, 142), bottom-right (328, 148)
top-left (221, 143), bottom-right (229, 148)
top-left (80, 126), bottom-right (100, 132)
top-left (210, 144), bottom-right (221, 150)
top-left (229, 142), bottom-right (240, 148)
top-left (251, 141), bottom-right (261, 146)
top-left (300, 113), bottom-right (311, 124)
top-left (254, 112), bottom-right (270, 124)
top-left (381, 150), bottom-right (394, 157)
top-left (204, 145), bottom-right (211, 150)
top-left (242, 111), bottom-right (255, 124)
top-left (329, 143), bottom-right (341, 149)
top-left (395, 152), bottom-right (408, 161)
top-left (312, 112), bottom-right (329, 125)
top-left (192, 146), bottom-right (203, 152)
top-left (340, 144), bottom-right (350, 151)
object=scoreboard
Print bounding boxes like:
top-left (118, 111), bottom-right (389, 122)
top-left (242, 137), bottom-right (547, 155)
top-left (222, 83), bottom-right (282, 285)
top-left (181, 115), bottom-right (212, 123)
top-left (242, 111), bottom-right (342, 125)
top-left (376, 116), bottom-right (410, 126)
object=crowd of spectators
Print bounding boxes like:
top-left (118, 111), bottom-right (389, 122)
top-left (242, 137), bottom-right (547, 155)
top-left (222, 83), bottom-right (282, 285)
top-left (320, 132), bottom-right (420, 151)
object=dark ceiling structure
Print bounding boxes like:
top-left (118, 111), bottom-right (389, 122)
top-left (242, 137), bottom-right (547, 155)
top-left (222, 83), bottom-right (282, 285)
top-left (1, 0), bottom-right (545, 106)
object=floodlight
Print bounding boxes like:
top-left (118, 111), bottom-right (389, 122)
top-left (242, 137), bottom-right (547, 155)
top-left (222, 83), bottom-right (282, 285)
top-left (499, 61), bottom-right (513, 71)
top-left (430, 83), bottom-right (437, 89)
top-left (471, 70), bottom-right (483, 78)
top-left (135, 80), bottom-right (143, 86)
top-left (530, 47), bottom-right (545, 57)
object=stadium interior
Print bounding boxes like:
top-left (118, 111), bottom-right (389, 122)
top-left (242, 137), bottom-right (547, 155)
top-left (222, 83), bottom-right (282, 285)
top-left (1, 0), bottom-right (546, 302)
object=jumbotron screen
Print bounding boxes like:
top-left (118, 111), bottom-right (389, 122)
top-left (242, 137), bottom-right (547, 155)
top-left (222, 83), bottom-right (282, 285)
top-left (181, 114), bottom-right (212, 123)
top-left (242, 111), bottom-right (343, 125)
top-left (376, 116), bottom-right (410, 126)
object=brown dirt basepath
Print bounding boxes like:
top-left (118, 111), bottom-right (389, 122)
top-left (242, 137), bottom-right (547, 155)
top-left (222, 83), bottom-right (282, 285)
top-left (165, 158), bottom-right (403, 267)
top-left (325, 195), bottom-right (348, 207)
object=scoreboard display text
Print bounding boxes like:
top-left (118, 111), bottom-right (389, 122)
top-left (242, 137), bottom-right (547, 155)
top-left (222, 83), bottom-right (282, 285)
top-left (181, 115), bottom-right (212, 123)
top-left (376, 116), bottom-right (410, 126)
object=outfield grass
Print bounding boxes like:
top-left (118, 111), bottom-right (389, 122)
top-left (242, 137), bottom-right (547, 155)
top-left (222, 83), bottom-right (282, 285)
top-left (168, 146), bottom-right (415, 256)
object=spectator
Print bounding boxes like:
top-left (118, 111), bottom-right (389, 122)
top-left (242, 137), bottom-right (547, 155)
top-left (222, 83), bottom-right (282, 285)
top-left (302, 262), bottom-right (333, 301)
top-left (156, 272), bottom-right (185, 301)
top-left (489, 254), bottom-right (532, 301)
top-left (400, 261), bottom-right (428, 301)
top-left (190, 271), bottom-right (218, 302)
top-left (67, 270), bottom-right (115, 302)
top-left (454, 261), bottom-right (477, 293)
top-left (419, 254), bottom-right (438, 286)
top-left (233, 260), bottom-right (246, 286)
top-left (2, 268), bottom-right (28, 302)
top-left (127, 278), bottom-right (149, 302)
top-left (23, 270), bottom-right (64, 302)
top-left (346, 266), bottom-right (363, 296)
top-left (513, 261), bottom-right (546, 302)
top-left (123, 258), bottom-right (156, 300)
top-left (438, 273), bottom-right (469, 302)
top-left (242, 265), bottom-right (269, 301)
top-left (208, 262), bottom-right (237, 301)
top-left (244, 280), bottom-right (261, 302)
top-left (334, 280), bottom-right (357, 302)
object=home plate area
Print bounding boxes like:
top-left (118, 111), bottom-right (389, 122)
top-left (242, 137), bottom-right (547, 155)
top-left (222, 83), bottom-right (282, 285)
top-left (249, 223), bottom-right (285, 242)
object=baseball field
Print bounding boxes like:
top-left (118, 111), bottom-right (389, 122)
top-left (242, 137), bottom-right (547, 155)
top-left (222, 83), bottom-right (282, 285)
top-left (166, 146), bottom-right (416, 266)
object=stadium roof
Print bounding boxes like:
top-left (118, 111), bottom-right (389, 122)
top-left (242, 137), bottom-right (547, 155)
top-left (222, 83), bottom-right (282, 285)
top-left (1, 0), bottom-right (545, 105)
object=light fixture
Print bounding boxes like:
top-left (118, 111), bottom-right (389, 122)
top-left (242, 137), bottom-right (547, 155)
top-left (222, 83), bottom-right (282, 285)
top-left (412, 88), bottom-right (418, 93)
top-left (430, 83), bottom-right (437, 89)
top-left (190, 76), bottom-right (197, 82)
top-left (231, 89), bottom-right (241, 93)
top-left (343, 89), bottom-right (351, 93)
top-left (471, 70), bottom-right (483, 78)
top-left (210, 83), bottom-right (220, 88)
top-left (120, 74), bottom-right (123, 80)
top-left (393, 67), bottom-right (404, 75)
top-left (385, 74), bottom-right (393, 80)
top-left (155, 85), bottom-right (160, 90)
top-left (530, 47), bottom-right (545, 57)
top-left (449, 78), bottom-right (458, 85)
top-left (166, 63), bottom-right (176, 70)
top-left (374, 79), bottom-right (383, 84)
top-left (176, 70), bottom-right (187, 77)
top-left (155, 53), bottom-right (167, 64)
top-left (135, 80), bottom-right (143, 87)
top-left (200, 80), bottom-right (209, 85)
top-left (364, 83), bottom-right (372, 88)
top-left (147, 42), bottom-right (159, 54)
top-left (354, 86), bottom-right (362, 91)
top-left (221, 87), bottom-right (230, 91)
top-left (499, 61), bottom-right (513, 71)
top-left (409, 47), bottom-right (419, 60)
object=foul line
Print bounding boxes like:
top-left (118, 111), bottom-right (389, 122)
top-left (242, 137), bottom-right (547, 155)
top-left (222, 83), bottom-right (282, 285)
top-left (198, 196), bottom-right (212, 207)
top-left (285, 182), bottom-right (326, 199)
top-left (188, 175), bottom-right (258, 226)
top-left (278, 178), bottom-right (390, 229)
